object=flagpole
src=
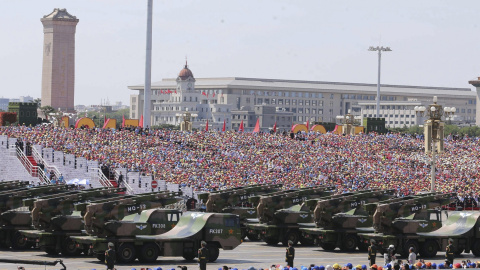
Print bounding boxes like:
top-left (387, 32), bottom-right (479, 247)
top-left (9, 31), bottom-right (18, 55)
top-left (143, 0), bottom-right (153, 128)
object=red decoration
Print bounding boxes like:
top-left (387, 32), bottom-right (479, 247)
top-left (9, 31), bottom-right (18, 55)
top-left (0, 112), bottom-right (17, 126)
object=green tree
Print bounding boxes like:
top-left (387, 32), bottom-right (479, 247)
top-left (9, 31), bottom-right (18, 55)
top-left (33, 98), bottom-right (41, 108)
top-left (39, 106), bottom-right (55, 120)
top-left (458, 126), bottom-right (480, 137)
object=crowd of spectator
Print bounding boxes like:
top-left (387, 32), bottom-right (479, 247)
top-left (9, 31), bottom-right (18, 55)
top-left (1, 125), bottom-right (480, 197)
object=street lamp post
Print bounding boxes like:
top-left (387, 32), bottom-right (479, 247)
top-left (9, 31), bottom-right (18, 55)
top-left (414, 96), bottom-right (455, 192)
top-left (368, 46), bottom-right (392, 118)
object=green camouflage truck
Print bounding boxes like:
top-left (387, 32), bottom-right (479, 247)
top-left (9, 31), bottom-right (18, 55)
top-left (132, 212), bottom-right (242, 263)
top-left (0, 180), bottom-right (30, 191)
top-left (0, 184), bottom-right (76, 249)
top-left (358, 192), bottom-right (456, 257)
top-left (246, 185), bottom-right (336, 246)
top-left (83, 191), bottom-right (183, 237)
top-left (200, 183), bottom-right (283, 240)
top-left (416, 211), bottom-right (480, 257)
top-left (72, 208), bottom-right (182, 263)
top-left (299, 189), bottom-right (396, 251)
top-left (20, 187), bottom-right (125, 255)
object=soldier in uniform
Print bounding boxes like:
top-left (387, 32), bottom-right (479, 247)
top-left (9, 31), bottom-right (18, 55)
top-left (105, 242), bottom-right (116, 270)
top-left (198, 240), bottom-right (208, 270)
top-left (445, 238), bottom-right (455, 266)
top-left (368, 240), bottom-right (377, 266)
top-left (285, 240), bottom-right (295, 267)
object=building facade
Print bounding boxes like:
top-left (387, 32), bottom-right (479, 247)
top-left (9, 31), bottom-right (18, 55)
top-left (129, 64), bottom-right (477, 129)
top-left (40, 8), bottom-right (79, 113)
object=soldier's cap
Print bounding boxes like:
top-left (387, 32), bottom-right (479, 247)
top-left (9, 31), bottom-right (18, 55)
top-left (370, 239), bottom-right (376, 244)
top-left (448, 238), bottom-right (453, 242)
top-left (108, 242), bottom-right (114, 247)
top-left (388, 245), bottom-right (394, 249)
top-left (201, 241), bottom-right (207, 246)
top-left (288, 240), bottom-right (293, 245)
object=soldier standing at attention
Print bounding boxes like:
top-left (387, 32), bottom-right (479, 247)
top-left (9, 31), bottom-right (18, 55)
top-left (198, 240), bottom-right (208, 270)
top-left (368, 240), bottom-right (377, 266)
top-left (285, 240), bottom-right (295, 267)
top-left (446, 238), bottom-right (455, 266)
top-left (105, 242), bottom-right (116, 270)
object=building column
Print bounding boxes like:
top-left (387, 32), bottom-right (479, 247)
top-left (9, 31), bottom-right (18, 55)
top-left (468, 77), bottom-right (480, 126)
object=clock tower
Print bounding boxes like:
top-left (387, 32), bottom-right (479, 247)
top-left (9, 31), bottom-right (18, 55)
top-left (176, 61), bottom-right (195, 92)
top-left (40, 8), bottom-right (79, 113)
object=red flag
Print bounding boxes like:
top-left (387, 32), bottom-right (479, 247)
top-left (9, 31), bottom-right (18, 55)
top-left (205, 120), bottom-right (209, 131)
top-left (213, 93), bottom-right (215, 97)
top-left (122, 115), bottom-right (125, 127)
top-left (253, 118), bottom-right (260, 133)
top-left (273, 121), bottom-right (277, 133)
top-left (239, 120), bottom-right (244, 132)
top-left (102, 115), bottom-right (107, 128)
top-left (222, 119), bottom-right (226, 132)
top-left (202, 91), bottom-right (206, 96)
top-left (306, 120), bottom-right (309, 130)
top-left (175, 89), bottom-right (177, 94)
top-left (160, 90), bottom-right (164, 94)
top-left (139, 114), bottom-right (144, 128)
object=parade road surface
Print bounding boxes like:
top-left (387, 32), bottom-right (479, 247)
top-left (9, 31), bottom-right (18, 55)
top-left (0, 241), bottom-right (476, 270)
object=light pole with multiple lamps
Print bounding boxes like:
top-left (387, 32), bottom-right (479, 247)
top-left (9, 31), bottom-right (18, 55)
top-left (414, 96), bottom-right (455, 192)
top-left (368, 46), bottom-right (392, 118)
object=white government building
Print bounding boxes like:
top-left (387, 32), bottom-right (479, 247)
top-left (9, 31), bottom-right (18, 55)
top-left (129, 63), bottom-right (477, 131)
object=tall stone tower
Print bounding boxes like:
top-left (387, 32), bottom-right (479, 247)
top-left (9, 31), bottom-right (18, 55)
top-left (40, 8), bottom-right (79, 112)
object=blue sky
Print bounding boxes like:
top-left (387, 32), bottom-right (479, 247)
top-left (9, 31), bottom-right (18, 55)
top-left (1, 0), bottom-right (479, 105)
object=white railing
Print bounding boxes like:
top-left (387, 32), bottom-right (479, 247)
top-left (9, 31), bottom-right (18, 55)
top-left (114, 169), bottom-right (134, 195)
top-left (15, 147), bottom-right (49, 184)
top-left (91, 168), bottom-right (113, 187)
top-left (31, 146), bottom-right (62, 183)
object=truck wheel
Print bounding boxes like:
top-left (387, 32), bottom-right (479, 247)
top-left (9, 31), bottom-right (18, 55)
top-left (11, 232), bottom-right (32, 250)
top-left (472, 240), bottom-right (480, 256)
top-left (341, 234), bottom-right (358, 252)
top-left (420, 240), bottom-right (438, 258)
top-left (61, 238), bottom-right (82, 256)
top-left (282, 230), bottom-right (299, 246)
top-left (183, 252), bottom-right (196, 261)
top-left (118, 243), bottom-right (137, 263)
top-left (138, 243), bottom-right (159, 263)
top-left (320, 242), bottom-right (336, 251)
top-left (403, 240), bottom-right (419, 257)
top-left (207, 244), bottom-right (220, 262)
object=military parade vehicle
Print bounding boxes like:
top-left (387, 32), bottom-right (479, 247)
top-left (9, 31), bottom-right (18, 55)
top-left (358, 192), bottom-right (455, 257)
top-left (416, 211), bottom-right (480, 257)
top-left (299, 189), bottom-right (396, 251)
top-left (198, 183), bottom-right (283, 240)
top-left (246, 185), bottom-right (336, 246)
top-left (133, 212), bottom-right (242, 263)
top-left (21, 190), bottom-right (182, 256)
top-left (19, 187), bottom-right (126, 255)
top-left (72, 208), bottom-right (182, 263)
top-left (0, 184), bottom-right (77, 249)
top-left (0, 180), bottom-right (30, 191)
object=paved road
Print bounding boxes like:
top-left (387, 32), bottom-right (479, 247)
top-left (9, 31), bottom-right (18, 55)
top-left (0, 241), bottom-right (477, 270)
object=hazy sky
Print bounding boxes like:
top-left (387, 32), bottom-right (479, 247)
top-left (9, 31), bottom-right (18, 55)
top-left (1, 0), bottom-right (480, 105)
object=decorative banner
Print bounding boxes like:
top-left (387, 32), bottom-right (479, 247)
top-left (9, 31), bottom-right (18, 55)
top-left (65, 154), bottom-right (76, 169)
top-left (124, 119), bottom-right (139, 127)
top-left (77, 157), bottom-right (88, 172)
top-left (291, 124), bottom-right (308, 133)
top-left (53, 151), bottom-right (64, 165)
top-left (74, 117), bottom-right (95, 128)
top-left (310, 125), bottom-right (327, 134)
top-left (103, 118), bottom-right (117, 129)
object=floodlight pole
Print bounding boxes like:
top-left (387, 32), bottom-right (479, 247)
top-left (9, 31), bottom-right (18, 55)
top-left (143, 0), bottom-right (153, 128)
top-left (369, 46), bottom-right (392, 118)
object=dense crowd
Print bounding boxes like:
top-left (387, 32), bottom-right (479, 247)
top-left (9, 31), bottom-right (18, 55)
top-left (1, 125), bottom-right (480, 196)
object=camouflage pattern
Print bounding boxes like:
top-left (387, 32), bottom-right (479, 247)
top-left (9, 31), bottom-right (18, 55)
top-left (205, 184), bottom-right (283, 212)
top-left (31, 187), bottom-right (125, 231)
top-left (372, 192), bottom-right (456, 234)
top-left (84, 191), bottom-right (183, 237)
top-left (0, 184), bottom-right (73, 213)
top-left (255, 185), bottom-right (335, 224)
top-left (0, 180), bottom-right (30, 191)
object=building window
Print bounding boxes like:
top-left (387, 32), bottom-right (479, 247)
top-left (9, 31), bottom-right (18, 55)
top-left (299, 100), bottom-right (303, 106)
top-left (293, 100), bottom-right (297, 105)
top-left (278, 99), bottom-right (283, 105)
top-left (258, 98), bottom-right (263, 104)
top-left (286, 99), bottom-right (290, 105)
top-left (246, 97), bottom-right (250, 103)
